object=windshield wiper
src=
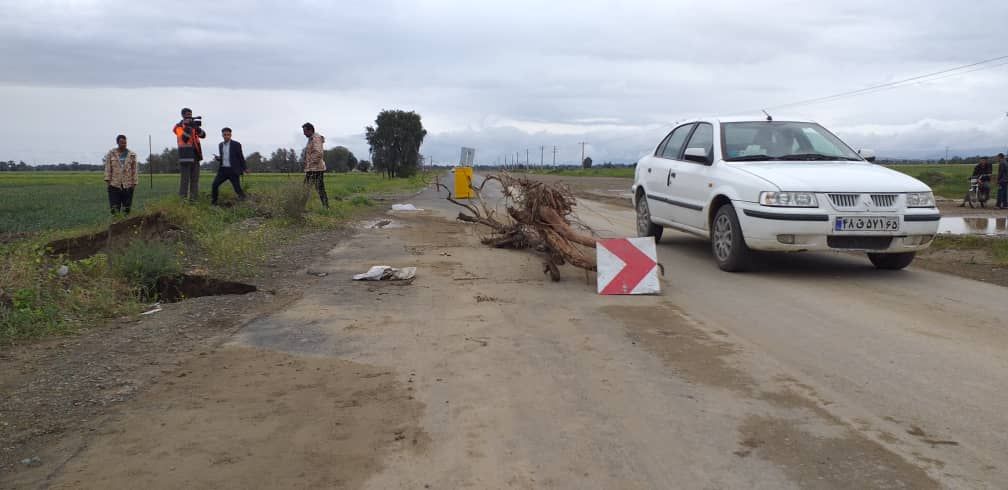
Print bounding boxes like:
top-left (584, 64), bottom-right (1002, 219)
top-left (778, 153), bottom-right (857, 161)
top-left (725, 154), bottom-right (777, 161)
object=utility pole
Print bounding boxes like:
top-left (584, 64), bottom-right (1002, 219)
top-left (540, 146), bottom-right (544, 167)
top-left (526, 148), bottom-right (529, 166)
top-left (579, 142), bottom-right (587, 166)
top-left (552, 146), bottom-right (557, 166)
top-left (148, 134), bottom-right (153, 189)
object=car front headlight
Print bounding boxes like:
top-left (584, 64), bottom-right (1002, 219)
top-left (906, 192), bottom-right (935, 208)
top-left (759, 191), bottom-right (819, 207)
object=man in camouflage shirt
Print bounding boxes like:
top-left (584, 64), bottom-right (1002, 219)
top-left (302, 122), bottom-right (329, 208)
top-left (103, 134), bottom-right (139, 215)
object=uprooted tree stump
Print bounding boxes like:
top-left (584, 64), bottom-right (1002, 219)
top-left (439, 174), bottom-right (597, 281)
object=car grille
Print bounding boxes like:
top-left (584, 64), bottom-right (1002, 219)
top-left (828, 193), bottom-right (899, 208)
top-left (827, 236), bottom-right (893, 250)
top-left (870, 194), bottom-right (897, 208)
top-left (829, 193), bottom-right (859, 208)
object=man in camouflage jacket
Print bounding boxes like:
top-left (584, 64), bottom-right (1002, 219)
top-left (103, 134), bottom-right (139, 215)
top-left (302, 122), bottom-right (329, 208)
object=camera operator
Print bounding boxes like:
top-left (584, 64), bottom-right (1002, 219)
top-left (172, 107), bottom-right (206, 201)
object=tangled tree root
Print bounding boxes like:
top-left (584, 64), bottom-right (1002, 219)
top-left (439, 174), bottom-right (597, 281)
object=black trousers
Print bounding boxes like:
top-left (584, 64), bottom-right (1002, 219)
top-left (211, 167), bottom-right (246, 204)
top-left (304, 171), bottom-right (329, 208)
top-left (107, 185), bottom-right (135, 215)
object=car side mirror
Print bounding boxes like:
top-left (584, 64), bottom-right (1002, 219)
top-left (859, 149), bottom-right (876, 163)
top-left (683, 147), bottom-right (711, 164)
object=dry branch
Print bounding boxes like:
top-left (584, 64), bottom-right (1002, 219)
top-left (438, 173), bottom-right (598, 281)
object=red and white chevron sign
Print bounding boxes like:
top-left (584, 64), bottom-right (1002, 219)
top-left (596, 237), bottom-right (660, 295)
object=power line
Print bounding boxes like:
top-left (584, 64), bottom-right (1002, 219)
top-left (758, 54), bottom-right (1008, 113)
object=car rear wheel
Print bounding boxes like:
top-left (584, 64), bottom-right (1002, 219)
top-left (867, 252), bottom-right (915, 270)
top-left (711, 204), bottom-right (751, 272)
top-left (636, 195), bottom-right (663, 242)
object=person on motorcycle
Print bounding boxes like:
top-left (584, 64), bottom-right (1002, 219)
top-left (963, 157), bottom-right (994, 207)
top-left (973, 157), bottom-right (993, 184)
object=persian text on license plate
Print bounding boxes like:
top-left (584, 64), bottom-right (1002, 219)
top-left (834, 216), bottom-right (899, 232)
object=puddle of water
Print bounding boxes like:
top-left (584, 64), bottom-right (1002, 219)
top-left (938, 216), bottom-right (1008, 236)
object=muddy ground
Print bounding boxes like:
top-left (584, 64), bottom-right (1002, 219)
top-left (0, 223), bottom-right (354, 480)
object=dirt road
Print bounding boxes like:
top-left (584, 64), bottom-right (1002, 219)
top-left (8, 179), bottom-right (1007, 489)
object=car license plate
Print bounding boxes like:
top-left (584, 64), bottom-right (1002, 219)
top-left (834, 216), bottom-right (900, 232)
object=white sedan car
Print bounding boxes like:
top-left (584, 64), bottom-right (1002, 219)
top-left (632, 117), bottom-right (940, 271)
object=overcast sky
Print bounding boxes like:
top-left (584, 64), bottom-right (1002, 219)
top-left (1, 0), bottom-right (1007, 165)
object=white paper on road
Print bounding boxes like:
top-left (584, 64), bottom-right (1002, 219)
top-left (391, 204), bottom-right (423, 211)
top-left (352, 265), bottom-right (417, 281)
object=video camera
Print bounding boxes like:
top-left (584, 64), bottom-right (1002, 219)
top-left (184, 116), bottom-right (203, 129)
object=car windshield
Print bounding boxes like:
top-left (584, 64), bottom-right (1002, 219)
top-left (721, 121), bottom-right (863, 162)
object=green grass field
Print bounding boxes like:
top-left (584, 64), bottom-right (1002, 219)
top-left (524, 164), bottom-right (974, 200)
top-left (884, 164), bottom-right (974, 200)
top-left (0, 171), bottom-right (421, 235)
top-left (1, 170), bottom-right (427, 343)
top-left (528, 167), bottom-right (635, 178)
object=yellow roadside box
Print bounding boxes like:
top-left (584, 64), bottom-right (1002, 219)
top-left (454, 166), bottom-right (474, 199)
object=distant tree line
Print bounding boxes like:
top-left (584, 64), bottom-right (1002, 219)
top-left (879, 155), bottom-right (1002, 166)
top-left (4, 108), bottom-right (428, 179)
top-left (140, 146), bottom-right (369, 174)
top-left (0, 160), bottom-right (104, 171)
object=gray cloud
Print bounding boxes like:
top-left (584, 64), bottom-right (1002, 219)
top-left (0, 0), bottom-right (1006, 164)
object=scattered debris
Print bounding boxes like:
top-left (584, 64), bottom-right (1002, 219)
top-left (391, 203), bottom-right (423, 212)
top-left (465, 336), bottom-right (489, 347)
top-left (353, 266), bottom-right (417, 281)
top-left (56, 265), bottom-right (69, 277)
top-left (439, 174), bottom-right (598, 281)
top-left (141, 303), bottom-right (163, 316)
top-left (19, 456), bottom-right (41, 467)
top-left (307, 269), bottom-right (329, 277)
top-left (475, 294), bottom-right (497, 303)
top-left (361, 219), bottom-right (401, 229)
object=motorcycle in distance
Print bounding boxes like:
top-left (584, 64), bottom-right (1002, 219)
top-left (962, 173), bottom-right (992, 208)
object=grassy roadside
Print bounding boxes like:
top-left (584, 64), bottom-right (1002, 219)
top-left (0, 173), bottom-right (428, 344)
top-left (927, 234), bottom-right (1008, 265)
top-left (516, 164), bottom-right (972, 200)
top-left (884, 164), bottom-right (973, 200)
top-left (524, 167), bottom-right (635, 178)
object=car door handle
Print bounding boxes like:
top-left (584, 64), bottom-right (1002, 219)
top-left (667, 170), bottom-right (675, 186)
top-left (647, 168), bottom-right (652, 173)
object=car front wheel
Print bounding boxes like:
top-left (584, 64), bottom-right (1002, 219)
top-left (636, 194), bottom-right (663, 242)
top-left (867, 252), bottom-right (915, 270)
top-left (711, 204), bottom-right (751, 272)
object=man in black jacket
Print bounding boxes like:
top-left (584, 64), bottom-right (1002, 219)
top-left (211, 127), bottom-right (248, 205)
top-left (996, 153), bottom-right (1007, 209)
